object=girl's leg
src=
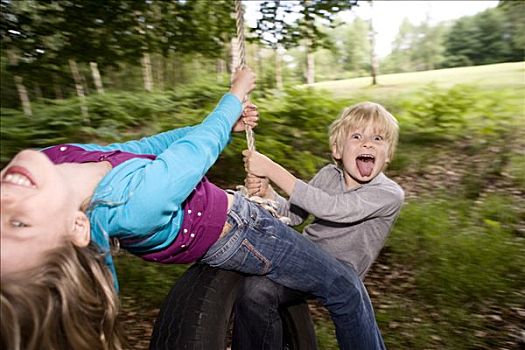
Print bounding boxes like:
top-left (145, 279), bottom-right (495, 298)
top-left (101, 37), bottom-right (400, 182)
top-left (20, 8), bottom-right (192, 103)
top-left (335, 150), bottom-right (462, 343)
top-left (202, 195), bottom-right (385, 350)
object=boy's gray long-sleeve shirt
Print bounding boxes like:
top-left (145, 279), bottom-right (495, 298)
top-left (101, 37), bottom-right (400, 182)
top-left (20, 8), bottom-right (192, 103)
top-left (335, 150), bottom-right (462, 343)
top-left (275, 164), bottom-right (404, 279)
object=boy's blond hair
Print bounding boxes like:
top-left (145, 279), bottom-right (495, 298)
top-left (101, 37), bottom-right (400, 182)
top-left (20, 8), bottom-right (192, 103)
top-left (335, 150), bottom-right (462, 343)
top-left (1, 243), bottom-right (125, 350)
top-left (329, 102), bottom-right (399, 167)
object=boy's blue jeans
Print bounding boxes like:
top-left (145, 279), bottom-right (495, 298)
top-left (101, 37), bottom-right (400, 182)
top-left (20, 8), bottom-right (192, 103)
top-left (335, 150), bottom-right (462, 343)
top-left (232, 275), bottom-right (309, 349)
top-left (201, 193), bottom-right (386, 350)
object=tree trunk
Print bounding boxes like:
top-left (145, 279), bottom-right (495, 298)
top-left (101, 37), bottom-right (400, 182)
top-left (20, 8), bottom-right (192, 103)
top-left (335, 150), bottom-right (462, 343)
top-left (274, 48), bottom-right (283, 90)
top-left (7, 51), bottom-right (32, 116)
top-left (154, 54), bottom-right (165, 90)
top-left (141, 52), bottom-right (154, 92)
top-left (191, 58), bottom-right (200, 78)
top-left (52, 74), bottom-right (63, 99)
top-left (216, 58), bottom-right (226, 83)
top-left (90, 61), bottom-right (105, 94)
top-left (33, 83), bottom-right (43, 99)
top-left (170, 54), bottom-right (176, 88)
top-left (369, 1), bottom-right (378, 85)
top-left (80, 72), bottom-right (90, 95)
top-left (14, 76), bottom-right (32, 116)
top-left (160, 54), bottom-right (169, 90)
top-left (69, 59), bottom-right (89, 119)
top-left (306, 48), bottom-right (315, 84)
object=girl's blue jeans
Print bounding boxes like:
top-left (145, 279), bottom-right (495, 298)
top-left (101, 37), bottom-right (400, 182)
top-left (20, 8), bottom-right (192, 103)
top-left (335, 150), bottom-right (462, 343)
top-left (201, 193), bottom-right (386, 350)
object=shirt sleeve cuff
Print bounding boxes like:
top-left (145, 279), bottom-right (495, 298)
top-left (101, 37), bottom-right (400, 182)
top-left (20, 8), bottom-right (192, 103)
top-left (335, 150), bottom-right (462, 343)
top-left (222, 92), bottom-right (243, 124)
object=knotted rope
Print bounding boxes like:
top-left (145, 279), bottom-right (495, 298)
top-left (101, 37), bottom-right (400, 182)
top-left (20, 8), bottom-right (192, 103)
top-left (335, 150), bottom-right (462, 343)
top-left (233, 0), bottom-right (290, 225)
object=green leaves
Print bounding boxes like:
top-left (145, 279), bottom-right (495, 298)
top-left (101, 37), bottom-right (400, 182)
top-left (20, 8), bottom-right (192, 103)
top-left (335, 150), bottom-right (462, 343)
top-left (251, 0), bottom-right (357, 50)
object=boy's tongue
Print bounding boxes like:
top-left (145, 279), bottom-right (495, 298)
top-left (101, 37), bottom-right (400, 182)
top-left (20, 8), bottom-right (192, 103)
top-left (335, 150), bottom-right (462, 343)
top-left (356, 157), bottom-right (374, 177)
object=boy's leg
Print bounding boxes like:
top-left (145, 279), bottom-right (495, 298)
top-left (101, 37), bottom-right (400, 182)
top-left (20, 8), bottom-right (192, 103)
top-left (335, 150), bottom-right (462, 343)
top-left (232, 276), bottom-right (304, 350)
top-left (202, 195), bottom-right (385, 350)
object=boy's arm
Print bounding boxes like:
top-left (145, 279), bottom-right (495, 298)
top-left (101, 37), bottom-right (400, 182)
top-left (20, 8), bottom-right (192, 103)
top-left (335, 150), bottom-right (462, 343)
top-left (244, 175), bottom-right (308, 225)
top-left (244, 151), bottom-right (404, 223)
top-left (243, 150), bottom-right (298, 196)
top-left (290, 178), bottom-right (404, 223)
top-left (243, 152), bottom-right (325, 225)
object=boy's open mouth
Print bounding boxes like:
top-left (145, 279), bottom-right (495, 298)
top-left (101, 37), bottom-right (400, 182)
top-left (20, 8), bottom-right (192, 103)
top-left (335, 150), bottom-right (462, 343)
top-left (356, 154), bottom-right (375, 177)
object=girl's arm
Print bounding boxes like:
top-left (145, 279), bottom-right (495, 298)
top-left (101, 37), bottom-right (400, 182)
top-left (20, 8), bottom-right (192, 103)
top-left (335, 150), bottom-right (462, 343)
top-left (80, 101), bottom-right (259, 155)
top-left (114, 69), bottom-right (256, 228)
top-left (80, 69), bottom-right (257, 156)
top-left (115, 94), bottom-right (242, 229)
top-left (81, 126), bottom-right (197, 155)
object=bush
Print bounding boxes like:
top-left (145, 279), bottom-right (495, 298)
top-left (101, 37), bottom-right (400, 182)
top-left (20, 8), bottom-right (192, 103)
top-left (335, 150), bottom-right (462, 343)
top-left (398, 84), bottom-right (522, 139)
top-left (0, 81), bottom-right (229, 166)
top-left (507, 151), bottom-right (525, 190)
top-left (387, 195), bottom-right (525, 308)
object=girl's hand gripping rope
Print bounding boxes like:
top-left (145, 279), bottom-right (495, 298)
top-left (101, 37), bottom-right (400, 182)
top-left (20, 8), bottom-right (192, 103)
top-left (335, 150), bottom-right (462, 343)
top-left (233, 102), bottom-right (259, 133)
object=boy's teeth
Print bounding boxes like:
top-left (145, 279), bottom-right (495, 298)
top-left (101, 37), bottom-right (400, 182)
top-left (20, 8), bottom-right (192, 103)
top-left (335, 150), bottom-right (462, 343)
top-left (358, 154), bottom-right (375, 160)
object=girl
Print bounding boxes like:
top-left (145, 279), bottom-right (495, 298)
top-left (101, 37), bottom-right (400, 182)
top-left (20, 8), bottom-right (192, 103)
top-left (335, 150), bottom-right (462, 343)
top-left (1, 67), bottom-right (384, 350)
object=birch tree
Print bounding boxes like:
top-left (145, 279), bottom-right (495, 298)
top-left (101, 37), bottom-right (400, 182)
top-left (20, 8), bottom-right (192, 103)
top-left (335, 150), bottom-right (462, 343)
top-left (251, 0), bottom-right (357, 85)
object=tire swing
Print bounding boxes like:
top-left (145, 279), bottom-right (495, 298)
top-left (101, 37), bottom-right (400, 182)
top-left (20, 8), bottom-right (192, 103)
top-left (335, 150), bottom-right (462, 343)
top-left (149, 1), bottom-right (317, 349)
top-left (149, 265), bottom-right (317, 350)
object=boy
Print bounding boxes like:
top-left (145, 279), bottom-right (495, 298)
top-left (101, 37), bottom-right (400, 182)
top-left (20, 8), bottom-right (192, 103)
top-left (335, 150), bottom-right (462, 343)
top-left (234, 101), bottom-right (404, 349)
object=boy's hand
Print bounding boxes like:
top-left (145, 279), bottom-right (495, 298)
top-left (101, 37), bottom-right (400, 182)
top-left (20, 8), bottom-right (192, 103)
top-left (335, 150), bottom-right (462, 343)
top-left (245, 174), bottom-right (271, 198)
top-left (243, 150), bottom-right (273, 178)
top-left (233, 102), bottom-right (259, 133)
top-left (244, 150), bottom-right (297, 197)
top-left (230, 67), bottom-right (256, 101)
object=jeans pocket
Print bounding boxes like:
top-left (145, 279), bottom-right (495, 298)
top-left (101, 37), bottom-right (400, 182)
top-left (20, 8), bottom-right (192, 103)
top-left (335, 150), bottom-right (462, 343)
top-left (224, 238), bottom-right (272, 275)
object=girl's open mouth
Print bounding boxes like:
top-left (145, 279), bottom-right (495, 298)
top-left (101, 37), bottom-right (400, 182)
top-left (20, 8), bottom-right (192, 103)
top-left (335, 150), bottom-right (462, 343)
top-left (2, 166), bottom-right (36, 188)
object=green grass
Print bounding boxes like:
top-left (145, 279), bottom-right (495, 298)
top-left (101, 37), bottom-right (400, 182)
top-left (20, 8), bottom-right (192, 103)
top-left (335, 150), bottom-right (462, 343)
top-left (306, 61), bottom-right (525, 99)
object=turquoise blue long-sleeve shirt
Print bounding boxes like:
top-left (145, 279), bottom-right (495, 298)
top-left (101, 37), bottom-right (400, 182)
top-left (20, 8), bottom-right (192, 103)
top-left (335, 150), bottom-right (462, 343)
top-left (45, 93), bottom-right (242, 290)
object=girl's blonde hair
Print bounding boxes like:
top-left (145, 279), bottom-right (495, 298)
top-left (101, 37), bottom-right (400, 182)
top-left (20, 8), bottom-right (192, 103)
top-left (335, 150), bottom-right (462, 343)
top-left (329, 102), bottom-right (399, 166)
top-left (1, 242), bottom-right (125, 350)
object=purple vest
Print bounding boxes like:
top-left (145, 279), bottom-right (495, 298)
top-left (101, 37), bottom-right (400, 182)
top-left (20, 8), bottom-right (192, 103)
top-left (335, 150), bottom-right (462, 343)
top-left (139, 177), bottom-right (227, 263)
top-left (42, 144), bottom-right (228, 263)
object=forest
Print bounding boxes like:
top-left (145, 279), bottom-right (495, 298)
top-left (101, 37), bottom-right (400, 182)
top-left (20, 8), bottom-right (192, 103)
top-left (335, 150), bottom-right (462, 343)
top-left (1, 1), bottom-right (524, 349)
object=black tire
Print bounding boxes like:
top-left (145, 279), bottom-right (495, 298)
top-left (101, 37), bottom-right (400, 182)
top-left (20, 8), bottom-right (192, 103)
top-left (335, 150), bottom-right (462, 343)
top-left (149, 264), bottom-right (318, 350)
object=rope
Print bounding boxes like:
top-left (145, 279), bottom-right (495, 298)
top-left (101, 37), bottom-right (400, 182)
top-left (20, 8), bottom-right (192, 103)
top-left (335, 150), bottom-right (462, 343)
top-left (233, 1), bottom-right (290, 225)
top-left (234, 0), bottom-right (255, 152)
top-left (234, 0), bottom-right (246, 68)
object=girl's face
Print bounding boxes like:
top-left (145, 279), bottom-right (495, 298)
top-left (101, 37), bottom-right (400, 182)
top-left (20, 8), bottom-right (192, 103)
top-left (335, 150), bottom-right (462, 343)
top-left (0, 150), bottom-right (85, 277)
top-left (332, 124), bottom-right (390, 189)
